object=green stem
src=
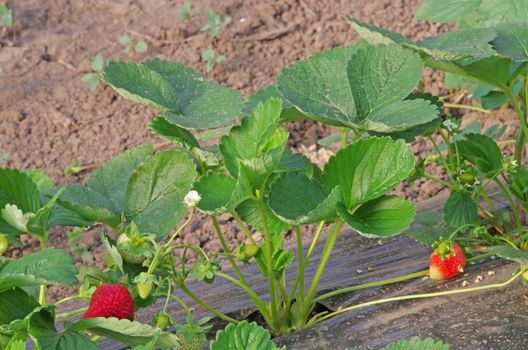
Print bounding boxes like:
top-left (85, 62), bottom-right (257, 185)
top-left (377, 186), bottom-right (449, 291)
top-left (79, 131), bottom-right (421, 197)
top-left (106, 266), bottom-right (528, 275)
top-left (55, 295), bottom-right (83, 306)
top-left (506, 87), bottom-right (528, 163)
top-left (313, 269), bottom-right (429, 303)
top-left (423, 172), bottom-right (454, 189)
top-left (231, 211), bottom-right (257, 245)
top-left (301, 220), bottom-right (344, 317)
top-left (294, 226), bottom-right (305, 301)
top-left (169, 295), bottom-right (192, 319)
top-left (443, 103), bottom-right (491, 114)
top-left (39, 235), bottom-right (48, 305)
top-left (287, 221), bottom-right (325, 304)
top-left (148, 208), bottom-right (194, 274)
top-left (448, 224), bottom-right (477, 240)
top-left (175, 280), bottom-right (239, 324)
top-left (211, 215), bottom-right (250, 287)
top-left (340, 129), bottom-right (348, 148)
top-left (428, 135), bottom-right (454, 180)
top-left (55, 307), bottom-right (88, 319)
top-left (216, 271), bottom-right (270, 322)
top-left (310, 268), bottom-right (525, 326)
top-left (256, 190), bottom-right (280, 330)
top-left (494, 179), bottom-right (521, 227)
top-left (305, 221), bottom-right (325, 262)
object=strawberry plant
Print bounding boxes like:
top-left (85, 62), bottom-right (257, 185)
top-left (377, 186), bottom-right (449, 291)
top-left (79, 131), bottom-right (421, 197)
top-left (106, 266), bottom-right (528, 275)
top-left (4, 10), bottom-right (528, 347)
top-left (346, 17), bottom-right (528, 246)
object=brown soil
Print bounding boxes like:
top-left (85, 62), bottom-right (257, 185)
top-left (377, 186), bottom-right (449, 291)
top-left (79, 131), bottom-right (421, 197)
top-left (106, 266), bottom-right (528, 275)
top-left (0, 0), bottom-right (519, 300)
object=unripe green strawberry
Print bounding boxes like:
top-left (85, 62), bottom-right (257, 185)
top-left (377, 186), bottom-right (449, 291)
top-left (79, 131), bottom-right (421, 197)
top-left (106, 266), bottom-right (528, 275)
top-left (117, 234), bottom-right (147, 264)
top-left (177, 331), bottom-right (206, 350)
top-left (0, 234), bottom-right (8, 254)
top-left (459, 172), bottom-right (476, 185)
top-left (430, 242), bottom-right (466, 280)
top-left (235, 243), bottom-right (259, 263)
top-left (154, 311), bottom-right (173, 330)
top-left (134, 272), bottom-right (156, 299)
top-left (137, 282), bottom-right (153, 299)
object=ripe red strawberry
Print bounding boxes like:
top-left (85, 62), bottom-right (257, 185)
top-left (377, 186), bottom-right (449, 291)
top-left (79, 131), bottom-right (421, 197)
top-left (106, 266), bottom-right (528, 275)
top-left (429, 242), bottom-right (466, 280)
top-left (83, 284), bottom-right (135, 320)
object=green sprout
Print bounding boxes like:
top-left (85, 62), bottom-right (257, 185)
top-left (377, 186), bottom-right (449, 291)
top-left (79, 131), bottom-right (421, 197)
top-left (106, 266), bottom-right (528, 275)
top-left (81, 53), bottom-right (104, 91)
top-left (201, 48), bottom-right (226, 72)
top-left (118, 35), bottom-right (148, 54)
top-left (0, 4), bottom-right (13, 28)
top-left (179, 0), bottom-right (193, 20)
top-left (200, 9), bottom-right (231, 37)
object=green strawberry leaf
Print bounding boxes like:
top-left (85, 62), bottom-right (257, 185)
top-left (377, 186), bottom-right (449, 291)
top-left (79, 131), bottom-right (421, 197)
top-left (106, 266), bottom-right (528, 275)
top-left (443, 191), bottom-right (478, 227)
top-left (149, 117), bottom-right (200, 149)
top-left (268, 173), bottom-right (340, 225)
top-left (0, 248), bottom-right (78, 292)
top-left (236, 199), bottom-right (290, 235)
top-left (405, 211), bottom-right (450, 247)
top-left (238, 148), bottom-right (285, 190)
top-left (124, 150), bottom-right (196, 239)
top-left (58, 145), bottom-right (153, 227)
top-left (0, 168), bottom-right (41, 234)
top-left (23, 169), bottom-right (54, 191)
top-left (210, 321), bottom-right (285, 350)
top-left (347, 17), bottom-right (495, 60)
top-left (58, 184), bottom-right (121, 227)
top-left (193, 172), bottom-right (237, 214)
top-left (277, 45), bottom-right (363, 128)
top-left (510, 167), bottom-right (528, 203)
top-left (337, 196), bottom-right (415, 237)
top-left (487, 246), bottom-right (528, 267)
top-left (414, 0), bottom-right (480, 23)
top-left (492, 23), bottom-right (528, 62)
top-left (143, 58), bottom-right (244, 130)
top-left (220, 98), bottom-right (286, 179)
top-left (479, 0), bottom-right (528, 25)
top-left (244, 86), bottom-right (308, 122)
top-left (384, 336), bottom-right (449, 350)
top-left (455, 133), bottom-right (502, 176)
top-left (323, 137), bottom-right (415, 209)
top-left (67, 317), bottom-right (179, 349)
top-left (103, 61), bottom-right (180, 111)
top-left (347, 44), bottom-right (422, 119)
top-left (14, 306), bottom-right (99, 350)
top-left (0, 287), bottom-right (40, 324)
top-left (88, 145), bottom-right (153, 215)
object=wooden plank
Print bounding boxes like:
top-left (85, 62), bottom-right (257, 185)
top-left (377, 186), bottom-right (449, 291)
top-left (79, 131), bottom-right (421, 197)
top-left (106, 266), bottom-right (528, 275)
top-left (69, 193), bottom-right (525, 349)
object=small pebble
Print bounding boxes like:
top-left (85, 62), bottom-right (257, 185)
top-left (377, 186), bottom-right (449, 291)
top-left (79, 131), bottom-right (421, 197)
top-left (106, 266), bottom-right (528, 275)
top-left (487, 270), bottom-right (496, 276)
top-left (474, 275), bottom-right (483, 284)
top-left (461, 280), bottom-right (471, 287)
top-left (367, 267), bottom-right (374, 272)
top-left (377, 240), bottom-right (384, 246)
top-left (356, 269), bottom-right (363, 274)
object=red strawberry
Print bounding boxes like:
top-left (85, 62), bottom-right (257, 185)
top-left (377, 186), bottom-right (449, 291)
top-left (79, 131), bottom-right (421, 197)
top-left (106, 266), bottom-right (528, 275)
top-left (429, 242), bottom-right (466, 280)
top-left (83, 284), bottom-right (135, 320)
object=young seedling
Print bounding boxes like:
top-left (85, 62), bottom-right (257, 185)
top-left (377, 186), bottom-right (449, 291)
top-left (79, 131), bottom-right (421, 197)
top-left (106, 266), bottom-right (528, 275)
top-left (81, 53), bottom-right (104, 91)
top-left (118, 34), bottom-right (148, 54)
top-left (200, 9), bottom-right (231, 37)
top-left (0, 3), bottom-right (13, 28)
top-left (179, 0), bottom-right (193, 20)
top-left (201, 48), bottom-right (226, 72)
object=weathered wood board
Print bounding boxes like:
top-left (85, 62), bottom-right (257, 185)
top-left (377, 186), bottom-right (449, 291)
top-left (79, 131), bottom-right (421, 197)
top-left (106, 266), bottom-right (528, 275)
top-left (64, 195), bottom-right (527, 349)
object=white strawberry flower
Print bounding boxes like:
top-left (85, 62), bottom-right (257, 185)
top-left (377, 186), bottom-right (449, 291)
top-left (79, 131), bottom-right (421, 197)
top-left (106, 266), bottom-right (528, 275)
top-left (1, 204), bottom-right (34, 232)
top-left (442, 119), bottom-right (459, 131)
top-left (184, 190), bottom-right (201, 207)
